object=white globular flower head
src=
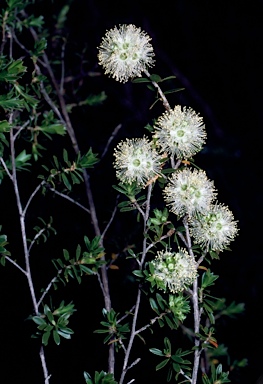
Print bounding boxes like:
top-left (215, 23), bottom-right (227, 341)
top-left (151, 249), bottom-right (197, 293)
top-left (113, 137), bottom-right (162, 187)
top-left (153, 105), bottom-right (206, 159)
top-left (98, 24), bottom-right (155, 83)
top-left (189, 203), bottom-right (239, 252)
top-left (163, 168), bottom-right (216, 217)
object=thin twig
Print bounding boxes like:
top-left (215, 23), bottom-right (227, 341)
top-left (183, 217), bottom-right (200, 384)
top-left (117, 306), bottom-right (136, 324)
top-left (100, 124), bottom-right (122, 160)
top-left (144, 69), bottom-right (171, 111)
top-left (133, 200), bottom-right (145, 219)
top-left (145, 230), bottom-right (175, 254)
top-left (13, 119), bottom-right (31, 141)
top-left (59, 39), bottom-right (66, 94)
top-left (119, 185), bottom-right (152, 384)
top-left (47, 186), bottom-right (90, 214)
top-left (126, 358), bottom-right (141, 374)
top-left (23, 180), bottom-right (45, 217)
top-left (37, 273), bottom-right (61, 308)
top-left (180, 369), bottom-right (192, 382)
top-left (134, 311), bottom-right (168, 335)
top-left (101, 196), bottom-right (119, 240)
top-left (40, 346), bottom-right (51, 384)
top-left (118, 338), bottom-right (127, 353)
top-left (5, 256), bottom-right (27, 275)
top-left (0, 157), bottom-right (13, 180)
top-left (28, 227), bottom-right (46, 253)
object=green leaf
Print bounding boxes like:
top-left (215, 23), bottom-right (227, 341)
top-left (0, 59), bottom-right (27, 82)
top-left (163, 87), bottom-right (185, 95)
top-left (79, 91), bottom-right (107, 107)
top-left (156, 359), bottom-right (170, 370)
top-left (63, 249), bottom-right (70, 261)
top-left (0, 94), bottom-right (24, 110)
top-left (57, 330), bottom-right (72, 339)
top-left (132, 270), bottom-right (143, 277)
top-left (132, 77), bottom-right (151, 83)
top-left (149, 297), bottom-right (159, 314)
top-left (42, 331), bottom-right (51, 346)
top-left (32, 316), bottom-right (46, 326)
top-left (164, 337), bottom-right (171, 353)
top-left (0, 120), bottom-right (10, 132)
top-left (61, 173), bottom-right (72, 190)
top-left (53, 330), bottom-right (60, 345)
top-left (41, 124), bottom-right (66, 135)
top-left (149, 74), bottom-right (162, 83)
top-left (149, 348), bottom-right (165, 356)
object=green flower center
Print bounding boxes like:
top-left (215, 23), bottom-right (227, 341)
top-left (146, 161), bottom-right (152, 168)
top-left (167, 263), bottom-right (175, 271)
top-left (177, 130), bottom-right (185, 137)
top-left (120, 52), bottom-right (128, 60)
top-left (133, 159), bottom-right (141, 167)
top-left (216, 223), bottom-right (223, 230)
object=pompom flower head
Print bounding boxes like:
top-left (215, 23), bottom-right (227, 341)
top-left (163, 168), bottom-right (216, 217)
top-left (189, 203), bottom-right (238, 251)
top-left (98, 24), bottom-right (155, 83)
top-left (113, 137), bottom-right (162, 187)
top-left (153, 105), bottom-right (206, 159)
top-left (151, 249), bottom-right (197, 293)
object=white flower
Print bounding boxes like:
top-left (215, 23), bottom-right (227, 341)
top-left (189, 203), bottom-right (238, 251)
top-left (151, 249), bottom-right (197, 293)
top-left (153, 105), bottom-right (206, 159)
top-left (113, 137), bottom-right (162, 187)
top-left (163, 168), bottom-right (216, 217)
top-left (98, 24), bottom-right (155, 83)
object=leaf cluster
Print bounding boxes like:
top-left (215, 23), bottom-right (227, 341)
top-left (94, 308), bottom-right (130, 349)
top-left (51, 236), bottom-right (105, 287)
top-left (202, 363), bottom-right (231, 384)
top-left (40, 148), bottom-right (99, 191)
top-left (83, 370), bottom-right (117, 384)
top-left (0, 226), bottom-right (10, 266)
top-left (32, 301), bottom-right (75, 346)
top-left (150, 337), bottom-right (192, 382)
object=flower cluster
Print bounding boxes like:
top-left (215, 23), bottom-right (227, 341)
top-left (151, 249), bottom-right (197, 293)
top-left (98, 24), bottom-right (155, 83)
top-left (163, 168), bottom-right (216, 217)
top-left (154, 105), bottom-right (206, 159)
top-left (169, 294), bottom-right (191, 322)
top-left (113, 137), bottom-right (162, 187)
top-left (189, 203), bottom-right (238, 251)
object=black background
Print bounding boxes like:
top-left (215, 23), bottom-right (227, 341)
top-left (1, 0), bottom-right (263, 383)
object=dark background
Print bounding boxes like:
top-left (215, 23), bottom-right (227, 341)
top-left (1, 0), bottom-right (263, 383)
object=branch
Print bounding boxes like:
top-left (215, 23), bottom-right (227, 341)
top-left (28, 227), bottom-right (46, 253)
top-left (100, 124), bottom-right (122, 160)
top-left (179, 369), bottom-right (192, 382)
top-left (13, 119), bottom-right (31, 141)
top-left (101, 196), bottom-right (119, 241)
top-left (5, 256), bottom-right (27, 276)
top-left (46, 185), bottom-right (90, 214)
top-left (134, 311), bottom-right (169, 335)
top-left (183, 217), bottom-right (201, 384)
top-left (117, 306), bottom-right (136, 324)
top-left (23, 180), bottom-right (45, 217)
top-left (144, 69), bottom-right (171, 111)
top-left (0, 157), bottom-right (13, 180)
